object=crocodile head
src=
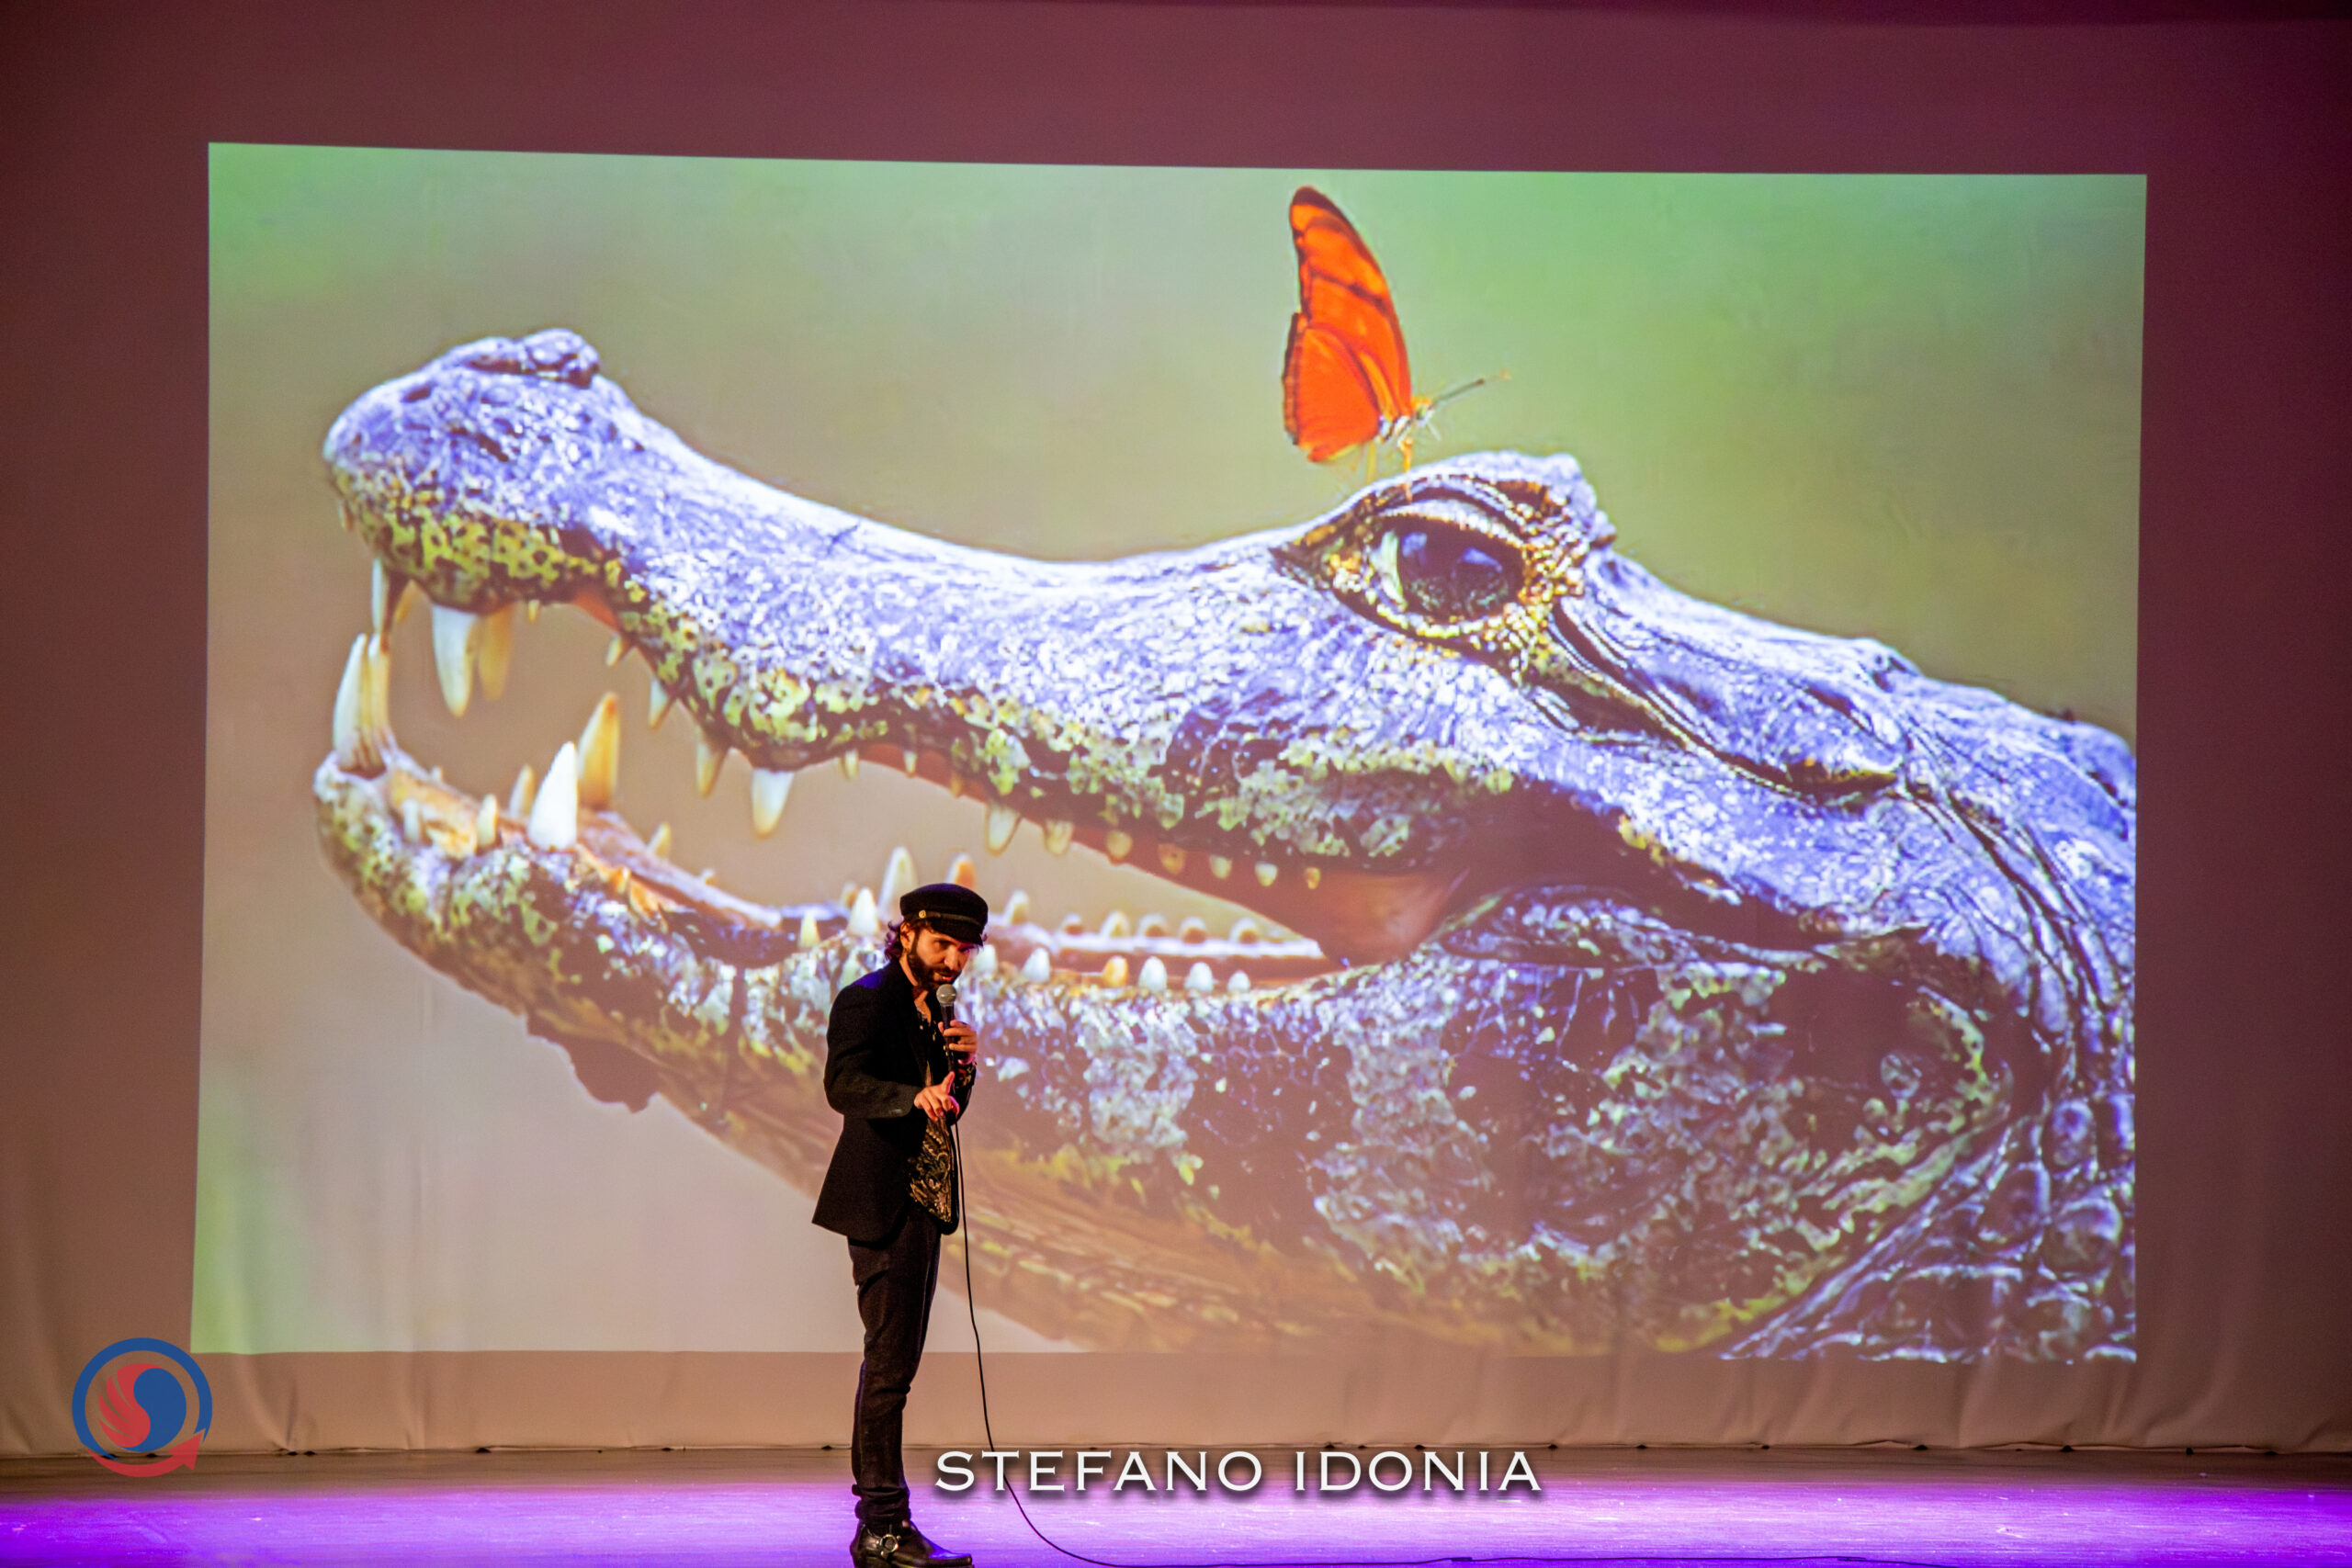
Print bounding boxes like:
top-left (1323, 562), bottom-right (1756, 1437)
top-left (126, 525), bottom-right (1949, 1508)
top-left (314, 329), bottom-right (2134, 1358)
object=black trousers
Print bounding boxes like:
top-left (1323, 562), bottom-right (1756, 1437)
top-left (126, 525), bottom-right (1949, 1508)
top-left (847, 1206), bottom-right (941, 1529)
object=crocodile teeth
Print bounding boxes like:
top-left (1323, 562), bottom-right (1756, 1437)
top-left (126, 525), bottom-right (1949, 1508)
top-left (947, 771), bottom-right (968, 799)
top-left (1303, 865), bottom-right (1322, 890)
top-left (576, 694), bottom-right (622, 810)
top-left (901, 748), bottom-right (920, 775)
top-left (1227, 970), bottom-right (1251, 994)
top-left (695, 730), bottom-right (726, 797)
top-left (508, 762), bottom-right (537, 818)
top-left (647, 822), bottom-right (672, 859)
top-left (1099, 911), bottom-right (1133, 939)
top-left (946, 853), bottom-right (978, 889)
top-left (1254, 861), bottom-right (1279, 887)
top-left (1042, 819), bottom-right (1074, 856)
top-left (840, 748), bottom-right (860, 781)
top-left (1002, 889), bottom-right (1032, 926)
top-left (970, 944), bottom-right (999, 977)
top-left (985, 804), bottom-right (1020, 856)
top-left (474, 794), bottom-right (498, 852)
top-left (369, 561), bottom-right (397, 637)
top-left (1021, 948), bottom-right (1052, 984)
top-left (1207, 854), bottom-right (1233, 880)
top-left (332, 634), bottom-right (374, 772)
top-left (847, 886), bottom-right (880, 939)
top-left (524, 602), bottom-right (540, 623)
top-left (605, 635), bottom-right (627, 668)
top-left (1102, 829), bottom-right (1134, 863)
top-left (879, 847), bottom-right (918, 911)
top-left (1158, 844), bottom-right (1187, 875)
top-left (1137, 956), bottom-right (1169, 993)
top-left (750, 768), bottom-right (792, 838)
top-left (429, 604), bottom-right (480, 717)
top-left (477, 604), bottom-right (517, 701)
top-left (798, 912), bottom-right (820, 949)
top-left (1178, 917), bottom-right (1208, 942)
top-left (401, 797), bottom-right (423, 844)
top-left (1229, 918), bottom-right (1262, 944)
top-left (370, 564), bottom-right (420, 635)
top-left (1137, 913), bottom-right (1170, 939)
top-left (1100, 956), bottom-right (1129, 987)
top-left (360, 634), bottom-right (392, 762)
top-left (527, 741), bottom-right (579, 851)
top-left (647, 680), bottom-right (673, 730)
top-left (1184, 962), bottom-right (1216, 995)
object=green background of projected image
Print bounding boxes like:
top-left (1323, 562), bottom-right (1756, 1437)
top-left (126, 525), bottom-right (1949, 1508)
top-left (199, 145), bottom-right (2142, 1353)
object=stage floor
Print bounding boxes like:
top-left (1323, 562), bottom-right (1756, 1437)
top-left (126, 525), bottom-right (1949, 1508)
top-left (4, 1445), bottom-right (2348, 1566)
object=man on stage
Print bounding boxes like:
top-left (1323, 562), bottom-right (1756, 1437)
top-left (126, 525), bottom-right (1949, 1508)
top-left (814, 882), bottom-right (989, 1568)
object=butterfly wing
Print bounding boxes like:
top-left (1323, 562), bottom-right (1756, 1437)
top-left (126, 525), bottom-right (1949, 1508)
top-left (1283, 316), bottom-right (1385, 461)
top-left (1283, 188), bottom-right (1416, 461)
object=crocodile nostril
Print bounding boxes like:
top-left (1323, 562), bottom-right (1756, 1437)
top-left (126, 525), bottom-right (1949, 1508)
top-left (401, 379), bottom-right (435, 403)
top-left (456, 329), bottom-right (601, 388)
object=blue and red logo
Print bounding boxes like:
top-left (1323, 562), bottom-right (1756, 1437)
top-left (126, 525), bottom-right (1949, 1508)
top-left (73, 1338), bottom-right (210, 1476)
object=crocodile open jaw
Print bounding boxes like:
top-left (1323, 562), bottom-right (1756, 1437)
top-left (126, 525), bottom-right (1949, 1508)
top-left (311, 331), bottom-right (2136, 1358)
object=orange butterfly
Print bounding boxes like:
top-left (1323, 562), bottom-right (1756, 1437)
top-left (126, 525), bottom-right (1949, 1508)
top-left (1281, 186), bottom-right (1486, 472)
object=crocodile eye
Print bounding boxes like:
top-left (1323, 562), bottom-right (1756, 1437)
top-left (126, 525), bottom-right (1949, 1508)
top-left (1374, 520), bottom-right (1523, 622)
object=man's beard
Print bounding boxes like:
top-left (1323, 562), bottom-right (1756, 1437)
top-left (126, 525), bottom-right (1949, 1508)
top-left (901, 941), bottom-right (948, 992)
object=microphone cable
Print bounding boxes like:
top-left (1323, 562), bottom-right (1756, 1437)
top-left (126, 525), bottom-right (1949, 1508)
top-left (946, 1122), bottom-right (1966, 1568)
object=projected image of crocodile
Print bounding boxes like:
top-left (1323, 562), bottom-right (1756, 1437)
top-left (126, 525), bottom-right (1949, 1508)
top-left (313, 329), bottom-right (2134, 1360)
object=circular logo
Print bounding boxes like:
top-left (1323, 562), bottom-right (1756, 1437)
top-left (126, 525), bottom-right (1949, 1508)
top-left (73, 1338), bottom-right (210, 1476)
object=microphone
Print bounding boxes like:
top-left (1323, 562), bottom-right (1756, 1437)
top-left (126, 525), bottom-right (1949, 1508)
top-left (933, 982), bottom-right (971, 1068)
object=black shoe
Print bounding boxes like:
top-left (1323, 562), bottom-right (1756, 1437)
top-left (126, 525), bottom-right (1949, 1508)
top-left (850, 1520), bottom-right (974, 1568)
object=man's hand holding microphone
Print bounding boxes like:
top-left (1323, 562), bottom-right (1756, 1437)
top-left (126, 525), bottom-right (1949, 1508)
top-left (915, 983), bottom-right (978, 1122)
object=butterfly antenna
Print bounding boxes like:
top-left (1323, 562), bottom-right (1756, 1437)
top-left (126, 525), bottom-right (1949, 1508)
top-left (1427, 373), bottom-right (1495, 413)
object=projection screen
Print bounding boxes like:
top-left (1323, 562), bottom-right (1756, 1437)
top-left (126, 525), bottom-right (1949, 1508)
top-left (199, 147), bottom-right (2140, 1368)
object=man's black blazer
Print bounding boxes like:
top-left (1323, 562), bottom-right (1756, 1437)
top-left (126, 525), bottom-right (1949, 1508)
top-left (812, 960), bottom-right (975, 1244)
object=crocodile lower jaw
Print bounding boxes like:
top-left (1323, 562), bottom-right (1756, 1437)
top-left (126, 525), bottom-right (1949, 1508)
top-left (323, 599), bottom-right (1467, 987)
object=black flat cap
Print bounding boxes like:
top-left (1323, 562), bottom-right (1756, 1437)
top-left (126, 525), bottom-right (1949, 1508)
top-left (900, 882), bottom-right (989, 942)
